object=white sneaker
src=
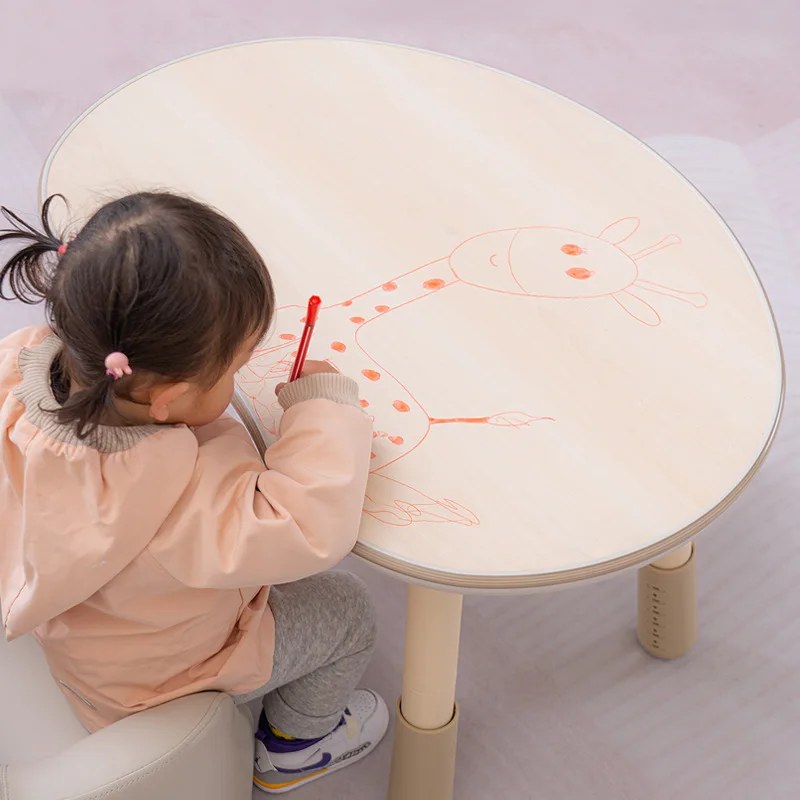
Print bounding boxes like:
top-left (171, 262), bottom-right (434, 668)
top-left (253, 689), bottom-right (390, 794)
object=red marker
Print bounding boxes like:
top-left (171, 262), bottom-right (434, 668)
top-left (289, 296), bottom-right (322, 382)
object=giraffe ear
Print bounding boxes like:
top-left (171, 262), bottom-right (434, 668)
top-left (599, 217), bottom-right (640, 244)
top-left (612, 290), bottom-right (661, 326)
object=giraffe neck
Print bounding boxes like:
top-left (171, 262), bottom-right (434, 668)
top-left (245, 256), bottom-right (460, 470)
top-left (328, 257), bottom-right (458, 325)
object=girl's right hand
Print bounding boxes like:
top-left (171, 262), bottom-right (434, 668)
top-left (276, 360), bottom-right (340, 396)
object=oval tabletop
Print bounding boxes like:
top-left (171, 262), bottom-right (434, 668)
top-left (42, 39), bottom-right (783, 591)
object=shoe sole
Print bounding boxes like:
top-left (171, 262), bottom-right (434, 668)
top-left (253, 696), bottom-right (389, 794)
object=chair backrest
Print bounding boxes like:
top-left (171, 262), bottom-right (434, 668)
top-left (0, 629), bottom-right (87, 763)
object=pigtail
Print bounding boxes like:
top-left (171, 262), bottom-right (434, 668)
top-left (0, 195), bottom-right (66, 304)
top-left (55, 375), bottom-right (115, 440)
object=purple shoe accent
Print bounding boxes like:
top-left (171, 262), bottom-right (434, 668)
top-left (256, 710), bottom-right (345, 754)
top-left (273, 752), bottom-right (333, 775)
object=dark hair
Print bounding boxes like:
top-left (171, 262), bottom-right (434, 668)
top-left (0, 192), bottom-right (274, 438)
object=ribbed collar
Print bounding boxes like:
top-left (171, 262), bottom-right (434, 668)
top-left (13, 335), bottom-right (161, 453)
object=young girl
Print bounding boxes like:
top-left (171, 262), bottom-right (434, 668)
top-left (0, 192), bottom-right (388, 793)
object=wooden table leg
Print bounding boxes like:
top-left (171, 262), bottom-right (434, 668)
top-left (388, 585), bottom-right (462, 800)
top-left (637, 542), bottom-right (697, 659)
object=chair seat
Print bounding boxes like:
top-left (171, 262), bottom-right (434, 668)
top-left (0, 632), bottom-right (256, 800)
top-left (0, 632), bottom-right (88, 762)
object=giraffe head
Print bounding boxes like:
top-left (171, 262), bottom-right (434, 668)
top-left (447, 218), bottom-right (706, 325)
top-left (448, 220), bottom-right (642, 299)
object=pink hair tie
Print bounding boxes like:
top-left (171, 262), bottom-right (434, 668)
top-left (105, 352), bottom-right (132, 380)
top-left (57, 243), bottom-right (68, 256)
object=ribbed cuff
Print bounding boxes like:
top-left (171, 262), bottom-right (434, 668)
top-left (277, 372), bottom-right (360, 410)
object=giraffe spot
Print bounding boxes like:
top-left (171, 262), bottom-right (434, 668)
top-left (360, 399), bottom-right (369, 408)
top-left (374, 305), bottom-right (390, 313)
top-left (423, 278), bottom-right (446, 290)
top-left (393, 400), bottom-right (410, 413)
top-left (370, 452), bottom-right (377, 459)
top-left (279, 333), bottom-right (296, 340)
top-left (343, 300), bottom-right (353, 307)
top-left (362, 369), bottom-right (381, 381)
top-left (350, 316), bottom-right (365, 324)
top-left (566, 267), bottom-right (594, 280)
top-left (561, 243), bottom-right (585, 256)
top-left (382, 281), bottom-right (398, 291)
top-left (389, 435), bottom-right (404, 445)
top-left (372, 432), bottom-right (378, 439)
top-left (331, 341), bottom-right (346, 352)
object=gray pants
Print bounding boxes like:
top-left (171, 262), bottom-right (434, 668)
top-left (233, 571), bottom-right (377, 739)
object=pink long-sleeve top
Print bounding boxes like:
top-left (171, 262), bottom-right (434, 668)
top-left (0, 326), bottom-right (372, 731)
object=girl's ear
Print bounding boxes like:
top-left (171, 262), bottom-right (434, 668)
top-left (148, 382), bottom-right (191, 422)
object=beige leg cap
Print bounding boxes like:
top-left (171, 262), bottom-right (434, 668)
top-left (637, 544), bottom-right (697, 659)
top-left (388, 699), bottom-right (459, 800)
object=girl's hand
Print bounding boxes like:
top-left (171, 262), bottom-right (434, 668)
top-left (276, 360), bottom-right (340, 396)
top-left (298, 359), bottom-right (339, 377)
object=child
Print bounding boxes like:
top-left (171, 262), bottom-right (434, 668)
top-left (0, 192), bottom-right (389, 793)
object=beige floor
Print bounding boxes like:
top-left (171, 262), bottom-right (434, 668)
top-left (1, 3), bottom-right (799, 798)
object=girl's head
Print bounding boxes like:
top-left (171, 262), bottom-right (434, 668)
top-left (0, 192), bottom-right (274, 436)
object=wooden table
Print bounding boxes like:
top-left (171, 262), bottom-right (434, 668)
top-left (42, 38), bottom-right (784, 799)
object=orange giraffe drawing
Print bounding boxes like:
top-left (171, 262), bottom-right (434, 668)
top-left (236, 217), bottom-right (707, 527)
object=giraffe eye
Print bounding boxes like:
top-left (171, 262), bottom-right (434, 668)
top-left (561, 244), bottom-right (585, 256)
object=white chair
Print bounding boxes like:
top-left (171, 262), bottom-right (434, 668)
top-left (0, 631), bottom-right (255, 799)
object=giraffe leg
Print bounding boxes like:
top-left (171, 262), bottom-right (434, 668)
top-left (429, 412), bottom-right (554, 428)
top-left (363, 474), bottom-right (479, 527)
top-left (237, 339), bottom-right (299, 437)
